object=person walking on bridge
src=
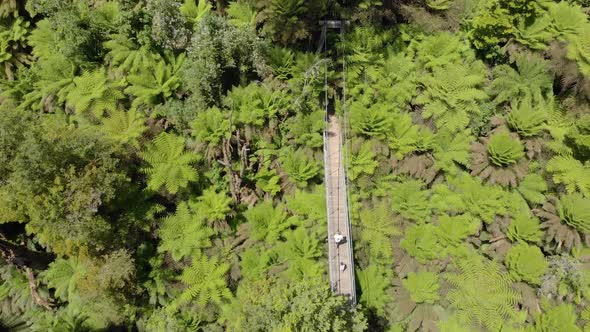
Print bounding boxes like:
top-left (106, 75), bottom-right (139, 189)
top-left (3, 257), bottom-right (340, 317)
top-left (333, 233), bottom-right (344, 245)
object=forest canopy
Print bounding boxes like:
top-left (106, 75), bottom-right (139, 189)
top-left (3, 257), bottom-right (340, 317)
top-left (1, 0), bottom-right (590, 331)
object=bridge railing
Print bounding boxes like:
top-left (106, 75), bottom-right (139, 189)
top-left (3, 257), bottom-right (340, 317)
top-left (323, 116), bottom-right (357, 304)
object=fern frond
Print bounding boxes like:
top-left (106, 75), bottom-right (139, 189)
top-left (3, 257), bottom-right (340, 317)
top-left (444, 255), bottom-right (522, 331)
top-left (490, 53), bottom-right (553, 107)
top-left (66, 69), bottom-right (125, 118)
top-left (402, 272), bottom-right (440, 304)
top-left (227, 1), bottom-right (258, 28)
top-left (245, 201), bottom-right (295, 243)
top-left (389, 112), bottom-right (434, 159)
top-left (279, 148), bottom-right (319, 189)
top-left (140, 133), bottom-right (200, 194)
top-left (547, 156), bottom-right (590, 197)
top-left (99, 109), bottom-right (146, 148)
top-left (391, 180), bottom-right (432, 223)
top-left (416, 63), bottom-right (487, 132)
top-left (349, 141), bottom-right (378, 181)
top-left (176, 253), bottom-right (231, 308)
top-left (158, 201), bottom-right (214, 261)
top-left (104, 34), bottom-right (160, 74)
top-left (504, 243), bottom-right (548, 285)
top-left (505, 99), bottom-right (548, 137)
top-left (507, 212), bottom-right (543, 244)
top-left (433, 128), bottom-right (473, 172)
top-left (180, 0), bottom-right (212, 26)
top-left (357, 265), bottom-right (391, 316)
top-left (125, 54), bottom-right (184, 109)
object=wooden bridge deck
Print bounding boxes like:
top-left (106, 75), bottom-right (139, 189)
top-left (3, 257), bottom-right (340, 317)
top-left (324, 115), bottom-right (356, 303)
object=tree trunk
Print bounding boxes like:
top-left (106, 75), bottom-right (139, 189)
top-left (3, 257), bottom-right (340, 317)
top-left (0, 238), bottom-right (55, 271)
top-left (0, 236), bottom-right (55, 310)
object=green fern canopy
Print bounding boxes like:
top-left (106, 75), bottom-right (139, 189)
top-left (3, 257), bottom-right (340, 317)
top-left (140, 132), bottom-right (199, 194)
top-left (557, 193), bottom-right (590, 234)
top-left (504, 243), bottom-right (548, 285)
top-left (402, 271), bottom-right (440, 304)
top-left (486, 131), bottom-right (525, 167)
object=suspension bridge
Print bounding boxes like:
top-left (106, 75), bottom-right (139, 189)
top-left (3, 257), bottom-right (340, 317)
top-left (320, 20), bottom-right (356, 304)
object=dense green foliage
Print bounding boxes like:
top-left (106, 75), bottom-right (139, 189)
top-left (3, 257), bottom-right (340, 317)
top-left (0, 0), bottom-right (590, 331)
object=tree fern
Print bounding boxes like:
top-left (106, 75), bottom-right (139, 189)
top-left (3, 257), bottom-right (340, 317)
top-left (27, 19), bottom-right (58, 61)
top-left (471, 131), bottom-right (528, 187)
top-left (432, 173), bottom-right (512, 224)
top-left (357, 265), bottom-right (391, 316)
top-left (366, 52), bottom-right (418, 108)
top-left (516, 173), bottom-right (547, 204)
top-left (513, 15), bottom-right (553, 50)
top-left (226, 83), bottom-right (281, 127)
top-left (402, 272), bottom-right (440, 304)
top-left (245, 201), bottom-right (295, 244)
top-left (411, 32), bottom-right (467, 70)
top-left (0, 0), bottom-right (17, 18)
top-left (490, 53), bottom-right (553, 107)
top-left (279, 148), bottom-right (319, 188)
top-left (284, 186), bottom-right (326, 223)
top-left (486, 131), bottom-right (525, 166)
top-left (158, 201), bottom-right (214, 261)
top-left (343, 26), bottom-right (392, 81)
top-left (0, 266), bottom-right (37, 315)
top-left (416, 63), bottom-right (487, 132)
top-left (426, 0), bottom-right (454, 10)
top-left (41, 257), bottom-right (86, 303)
top-left (547, 1), bottom-right (587, 40)
top-left (400, 224), bottom-right (444, 263)
top-left (566, 24), bottom-right (590, 77)
top-left (505, 100), bottom-right (548, 138)
top-left (349, 101), bottom-right (391, 139)
top-left (534, 303), bottom-right (582, 332)
top-left (504, 243), bottom-right (548, 285)
top-left (254, 165), bottom-right (282, 198)
top-left (444, 255), bottom-right (521, 331)
top-left (358, 200), bottom-right (399, 265)
top-left (391, 180), bottom-right (432, 223)
top-left (66, 69), bottom-right (125, 118)
top-left (433, 128), bottom-right (473, 173)
top-left (0, 16), bottom-right (31, 80)
top-left (227, 1), bottom-right (258, 28)
top-left (175, 254), bottom-right (232, 308)
top-left (195, 187), bottom-right (232, 232)
top-left (267, 46), bottom-right (295, 80)
top-left (21, 55), bottom-right (76, 111)
top-left (180, 0), bottom-right (212, 26)
top-left (190, 106), bottom-right (230, 159)
top-left (349, 141), bottom-right (378, 181)
top-left (547, 156), bottom-right (590, 197)
top-left (558, 193), bottom-right (590, 234)
top-left (436, 214), bottom-right (480, 249)
top-left (99, 109), bottom-right (146, 148)
top-left (125, 53), bottom-right (184, 109)
top-left (534, 194), bottom-right (590, 252)
top-left (286, 109), bottom-right (324, 149)
top-left (239, 246), bottom-right (273, 282)
top-left (507, 213), bottom-right (543, 244)
top-left (389, 112), bottom-right (434, 159)
top-left (104, 34), bottom-right (160, 74)
top-left (277, 227), bottom-right (321, 261)
top-left (140, 132), bottom-right (199, 194)
top-left (27, 308), bottom-right (90, 332)
top-left (282, 254), bottom-right (323, 281)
